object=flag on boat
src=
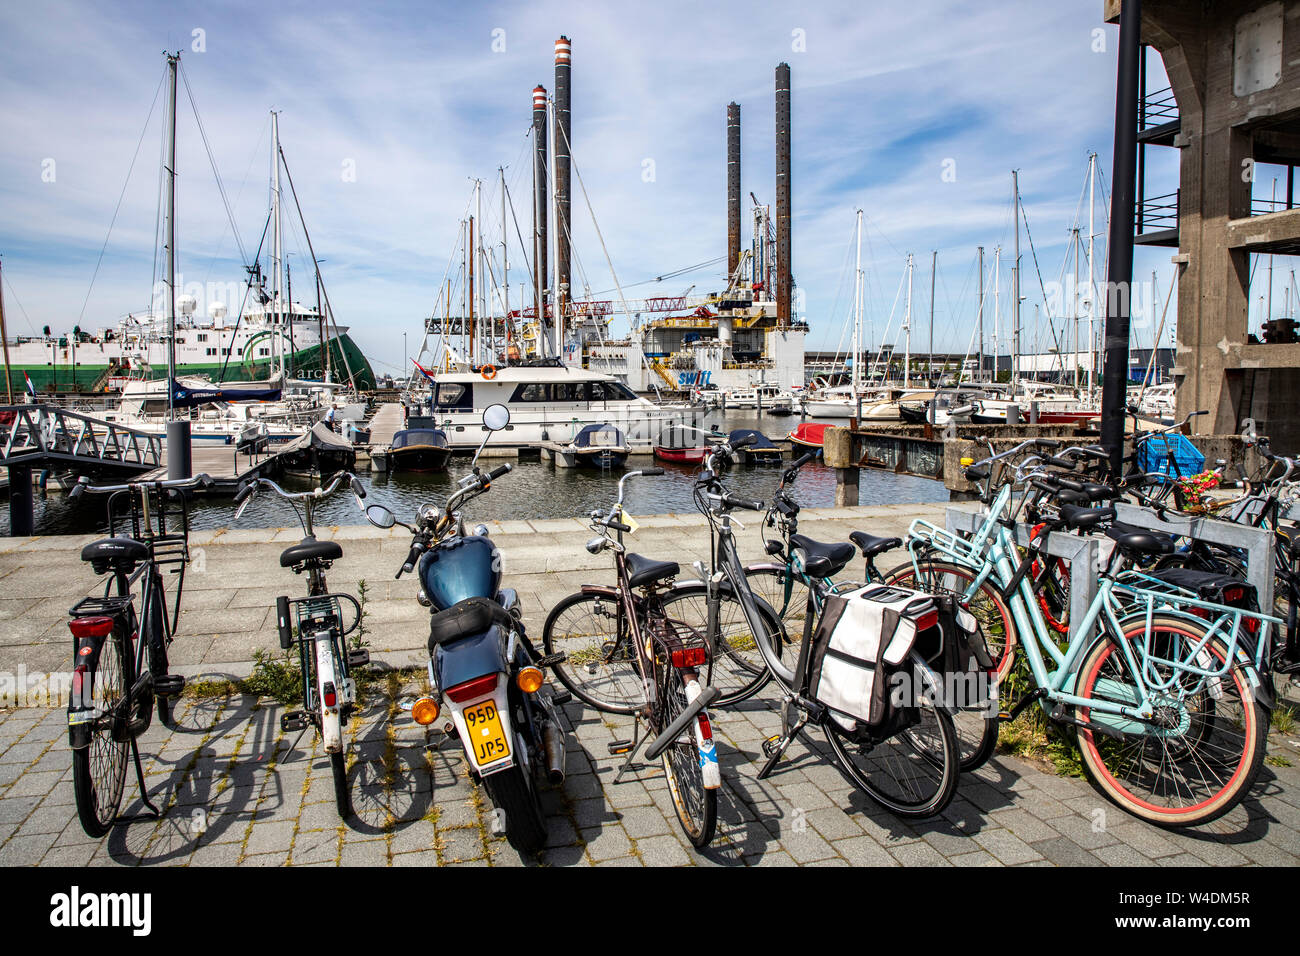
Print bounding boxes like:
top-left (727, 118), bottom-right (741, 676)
top-left (411, 359), bottom-right (436, 384)
top-left (24, 373), bottom-right (36, 397)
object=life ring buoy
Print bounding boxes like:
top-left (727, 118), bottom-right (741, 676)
top-left (481, 365), bottom-right (498, 380)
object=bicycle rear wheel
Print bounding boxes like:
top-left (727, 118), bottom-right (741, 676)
top-left (1075, 617), bottom-right (1267, 828)
top-left (822, 678), bottom-right (959, 819)
top-left (744, 564), bottom-right (810, 646)
top-left (657, 585), bottom-right (779, 706)
top-left (72, 629), bottom-right (131, 837)
top-left (659, 667), bottom-right (717, 848)
top-left (882, 560), bottom-right (1008, 771)
top-left (542, 591), bottom-right (642, 714)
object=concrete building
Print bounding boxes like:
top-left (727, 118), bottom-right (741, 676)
top-left (1114, 1), bottom-right (1300, 448)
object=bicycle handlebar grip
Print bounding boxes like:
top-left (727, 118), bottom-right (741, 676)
top-left (1045, 455), bottom-right (1076, 469)
top-left (1030, 479), bottom-right (1059, 496)
top-left (488, 463), bottom-right (513, 481)
top-left (723, 493), bottom-right (765, 512)
top-left (607, 520), bottom-right (633, 533)
top-left (1056, 476), bottom-right (1085, 493)
top-left (964, 463), bottom-right (990, 482)
top-left (233, 481), bottom-right (254, 505)
top-left (1035, 438), bottom-right (1061, 449)
top-left (196, 473), bottom-right (214, 490)
top-left (641, 466), bottom-right (664, 477)
top-left (350, 475), bottom-right (367, 499)
top-left (733, 434), bottom-right (757, 448)
top-left (791, 451), bottom-right (816, 470)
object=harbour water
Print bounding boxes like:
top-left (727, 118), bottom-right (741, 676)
top-left (1, 409), bottom-right (946, 535)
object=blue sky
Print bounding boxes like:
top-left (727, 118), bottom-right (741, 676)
top-left (0, 0), bottom-right (1198, 378)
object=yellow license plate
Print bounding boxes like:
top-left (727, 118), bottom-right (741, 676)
top-left (464, 699), bottom-right (511, 766)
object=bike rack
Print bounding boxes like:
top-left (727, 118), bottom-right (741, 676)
top-left (945, 505), bottom-right (1100, 635)
top-left (944, 500), bottom-right (1276, 643)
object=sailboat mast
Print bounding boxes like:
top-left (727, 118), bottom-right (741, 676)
top-left (271, 110), bottom-right (285, 381)
top-left (501, 166), bottom-right (509, 358)
top-left (928, 250), bottom-right (936, 385)
top-left (1073, 228), bottom-right (1081, 391)
top-left (977, 246), bottom-right (984, 383)
top-left (904, 253), bottom-right (913, 390)
top-left (0, 258), bottom-right (12, 403)
top-left (852, 210), bottom-right (862, 396)
top-left (1087, 152), bottom-right (1097, 403)
top-left (1011, 169), bottom-right (1020, 389)
top-left (993, 247), bottom-right (1001, 380)
top-left (165, 52), bottom-right (179, 419)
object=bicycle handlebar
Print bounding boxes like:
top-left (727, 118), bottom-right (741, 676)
top-left (71, 472), bottom-right (214, 499)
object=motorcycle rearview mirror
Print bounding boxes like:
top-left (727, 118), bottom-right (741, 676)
top-left (482, 404), bottom-right (510, 431)
top-left (365, 504), bottom-right (398, 529)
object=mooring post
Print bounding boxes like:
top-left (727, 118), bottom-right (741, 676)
top-left (8, 466), bottom-right (33, 536)
top-left (823, 426), bottom-right (859, 507)
top-left (167, 420), bottom-right (192, 480)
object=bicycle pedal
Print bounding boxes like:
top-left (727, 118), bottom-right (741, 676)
top-left (346, 649), bottom-right (370, 668)
top-left (280, 711), bottom-right (309, 733)
top-left (153, 675), bottom-right (185, 697)
top-left (996, 711), bottom-right (1013, 723)
top-left (608, 739), bottom-right (634, 755)
top-left (550, 689), bottom-right (572, 706)
top-left (535, 652), bottom-right (568, 668)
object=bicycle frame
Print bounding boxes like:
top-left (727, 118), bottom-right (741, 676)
top-left (909, 480), bottom-right (1275, 725)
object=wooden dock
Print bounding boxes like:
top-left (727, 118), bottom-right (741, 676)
top-left (137, 441), bottom-right (285, 491)
top-left (367, 403), bottom-right (405, 448)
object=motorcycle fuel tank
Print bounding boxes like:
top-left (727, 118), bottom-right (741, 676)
top-left (418, 535), bottom-right (502, 612)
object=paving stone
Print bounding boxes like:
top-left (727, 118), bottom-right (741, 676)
top-left (615, 805), bottom-right (673, 839)
top-left (635, 834), bottom-right (693, 866)
top-left (833, 835), bottom-right (898, 867)
top-left (887, 840), bottom-right (952, 867)
top-left (439, 827), bottom-right (486, 862)
top-left (245, 820), bottom-right (296, 855)
top-left (1031, 836), bottom-right (1103, 867)
top-left (972, 827), bottom-right (1044, 865)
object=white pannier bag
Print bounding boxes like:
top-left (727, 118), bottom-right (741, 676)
top-left (807, 583), bottom-right (938, 726)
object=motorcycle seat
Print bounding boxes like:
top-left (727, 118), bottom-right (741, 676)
top-left (625, 552), bottom-right (679, 588)
top-left (429, 597), bottom-right (515, 650)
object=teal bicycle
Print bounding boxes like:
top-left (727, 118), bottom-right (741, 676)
top-left (904, 438), bottom-right (1275, 828)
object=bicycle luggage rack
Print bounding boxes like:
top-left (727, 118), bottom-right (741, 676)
top-left (944, 500), bottom-right (1276, 643)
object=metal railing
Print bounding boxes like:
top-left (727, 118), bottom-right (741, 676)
top-left (1137, 190), bottom-right (1179, 234)
top-left (1139, 85), bottom-right (1179, 131)
top-left (0, 404), bottom-right (162, 471)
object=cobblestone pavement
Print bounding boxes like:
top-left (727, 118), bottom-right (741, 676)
top-left (2, 675), bottom-right (1299, 867)
top-left (2, 502), bottom-right (1299, 866)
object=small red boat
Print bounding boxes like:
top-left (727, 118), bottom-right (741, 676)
top-left (654, 444), bottom-right (708, 464)
top-left (788, 422), bottom-right (829, 451)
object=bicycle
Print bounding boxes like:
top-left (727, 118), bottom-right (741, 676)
top-left (694, 439), bottom-right (960, 818)
top-left (234, 471), bottom-right (369, 820)
top-left (541, 467), bottom-right (730, 848)
top-left (906, 439), bottom-right (1276, 827)
top-left (65, 472), bottom-right (212, 837)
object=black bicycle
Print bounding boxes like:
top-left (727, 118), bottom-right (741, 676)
top-left (66, 472), bottom-right (211, 837)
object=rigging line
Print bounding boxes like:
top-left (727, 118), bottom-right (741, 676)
top-left (216, 211), bottom-right (270, 382)
top-left (2, 271), bottom-right (39, 337)
top-left (147, 77), bottom-right (168, 321)
top-left (77, 68), bottom-right (167, 329)
top-left (585, 257), bottom-right (727, 298)
top-left (202, 114), bottom-right (269, 286)
top-left (279, 145), bottom-right (357, 388)
top-left (179, 61), bottom-right (250, 267)
top-left (502, 179), bottom-right (536, 296)
top-left (1019, 198), bottom-right (1067, 361)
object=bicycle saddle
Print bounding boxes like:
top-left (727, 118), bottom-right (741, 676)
top-left (1110, 529), bottom-right (1176, 557)
top-left (625, 552), bottom-right (680, 588)
top-left (1104, 520), bottom-right (1175, 550)
top-left (790, 534), bottom-right (856, 577)
top-left (81, 537), bottom-right (149, 574)
top-left (848, 530), bottom-right (903, 559)
top-left (280, 537), bottom-right (344, 568)
top-left (1057, 503), bottom-right (1116, 531)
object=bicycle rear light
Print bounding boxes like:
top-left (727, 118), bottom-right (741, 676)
top-left (68, 617), bottom-right (114, 639)
top-left (671, 647), bottom-right (708, 668)
top-left (322, 682), bottom-right (337, 709)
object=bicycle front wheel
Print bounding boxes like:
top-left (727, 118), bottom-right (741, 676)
top-left (72, 628), bottom-right (131, 837)
top-left (542, 591), bottom-right (642, 714)
top-left (659, 668), bottom-right (717, 848)
top-left (657, 585), bottom-right (779, 706)
top-left (1075, 616), bottom-right (1267, 828)
top-left (822, 672), bottom-right (959, 818)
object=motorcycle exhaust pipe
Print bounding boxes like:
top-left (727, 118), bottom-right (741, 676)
top-left (542, 720), bottom-right (566, 785)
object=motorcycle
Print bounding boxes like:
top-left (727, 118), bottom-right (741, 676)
top-left (361, 404), bottom-right (570, 853)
